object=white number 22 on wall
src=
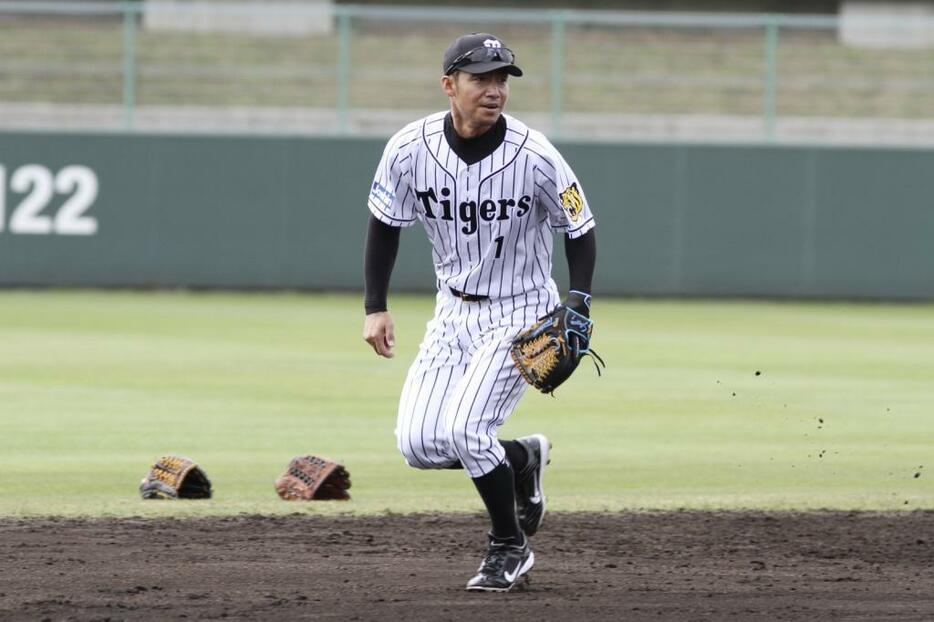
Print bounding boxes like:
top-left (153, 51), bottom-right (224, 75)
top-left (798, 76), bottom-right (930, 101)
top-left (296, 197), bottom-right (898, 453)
top-left (0, 164), bottom-right (99, 236)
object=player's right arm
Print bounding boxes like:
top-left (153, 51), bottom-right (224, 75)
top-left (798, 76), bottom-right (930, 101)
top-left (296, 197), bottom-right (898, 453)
top-left (362, 124), bottom-right (420, 358)
top-left (363, 216), bottom-right (399, 358)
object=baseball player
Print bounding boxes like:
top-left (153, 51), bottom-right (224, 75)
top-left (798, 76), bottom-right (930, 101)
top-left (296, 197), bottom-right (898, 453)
top-left (362, 32), bottom-right (596, 592)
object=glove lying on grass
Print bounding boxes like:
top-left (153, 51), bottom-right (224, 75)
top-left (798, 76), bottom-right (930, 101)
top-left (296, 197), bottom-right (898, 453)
top-left (274, 455), bottom-right (351, 501)
top-left (139, 455), bottom-right (213, 500)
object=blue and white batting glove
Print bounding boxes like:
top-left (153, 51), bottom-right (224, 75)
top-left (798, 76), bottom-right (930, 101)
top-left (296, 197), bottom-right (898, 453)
top-left (565, 290), bottom-right (592, 318)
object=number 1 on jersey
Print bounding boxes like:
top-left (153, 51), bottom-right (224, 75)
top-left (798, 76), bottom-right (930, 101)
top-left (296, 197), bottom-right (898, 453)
top-left (493, 235), bottom-right (504, 259)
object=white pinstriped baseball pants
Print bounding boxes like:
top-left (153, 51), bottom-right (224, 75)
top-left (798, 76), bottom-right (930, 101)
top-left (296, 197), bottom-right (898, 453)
top-left (395, 283), bottom-right (560, 478)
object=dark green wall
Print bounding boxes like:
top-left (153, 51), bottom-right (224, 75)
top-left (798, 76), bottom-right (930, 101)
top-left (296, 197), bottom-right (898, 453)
top-left (1, 131), bottom-right (932, 299)
top-left (566, 143), bottom-right (934, 299)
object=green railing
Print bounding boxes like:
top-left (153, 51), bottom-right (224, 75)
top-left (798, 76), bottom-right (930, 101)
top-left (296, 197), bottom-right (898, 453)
top-left (0, 2), bottom-right (932, 142)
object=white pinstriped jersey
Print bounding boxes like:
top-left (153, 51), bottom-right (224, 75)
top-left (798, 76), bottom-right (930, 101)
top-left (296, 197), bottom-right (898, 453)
top-left (368, 111), bottom-right (595, 298)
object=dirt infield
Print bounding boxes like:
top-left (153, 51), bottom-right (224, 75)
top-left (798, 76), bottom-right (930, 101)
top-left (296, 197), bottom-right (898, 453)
top-left (2, 511), bottom-right (933, 621)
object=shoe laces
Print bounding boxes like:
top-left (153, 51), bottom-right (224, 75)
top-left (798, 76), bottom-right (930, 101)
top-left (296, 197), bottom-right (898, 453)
top-left (478, 536), bottom-right (524, 573)
top-left (478, 543), bottom-right (510, 574)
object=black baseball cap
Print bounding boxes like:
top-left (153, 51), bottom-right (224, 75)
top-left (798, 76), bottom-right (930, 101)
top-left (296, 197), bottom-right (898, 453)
top-left (442, 33), bottom-right (523, 77)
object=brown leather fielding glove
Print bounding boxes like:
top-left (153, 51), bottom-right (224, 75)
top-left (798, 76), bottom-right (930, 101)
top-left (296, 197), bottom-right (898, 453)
top-left (274, 455), bottom-right (351, 501)
top-left (139, 455), bottom-right (213, 500)
top-left (510, 302), bottom-right (604, 395)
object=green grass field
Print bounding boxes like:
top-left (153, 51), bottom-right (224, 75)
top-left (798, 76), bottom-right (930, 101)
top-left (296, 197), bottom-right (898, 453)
top-left (0, 290), bottom-right (931, 517)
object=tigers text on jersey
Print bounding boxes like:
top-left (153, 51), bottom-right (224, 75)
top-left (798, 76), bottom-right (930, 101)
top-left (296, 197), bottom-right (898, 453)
top-left (368, 112), bottom-right (595, 298)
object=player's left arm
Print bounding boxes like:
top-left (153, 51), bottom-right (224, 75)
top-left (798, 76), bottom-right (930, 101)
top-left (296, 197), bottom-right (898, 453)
top-left (564, 229), bottom-right (596, 317)
top-left (535, 134), bottom-right (597, 313)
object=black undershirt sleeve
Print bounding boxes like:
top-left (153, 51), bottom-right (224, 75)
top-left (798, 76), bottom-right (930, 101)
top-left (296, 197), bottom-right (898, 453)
top-left (564, 228), bottom-right (596, 295)
top-left (364, 215), bottom-right (401, 315)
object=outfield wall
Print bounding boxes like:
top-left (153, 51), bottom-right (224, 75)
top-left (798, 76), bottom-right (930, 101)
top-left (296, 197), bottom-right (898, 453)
top-left (1, 131), bottom-right (932, 299)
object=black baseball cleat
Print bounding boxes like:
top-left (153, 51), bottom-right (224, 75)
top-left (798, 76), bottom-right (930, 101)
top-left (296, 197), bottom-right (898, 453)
top-left (514, 433), bottom-right (551, 537)
top-left (465, 534), bottom-right (534, 592)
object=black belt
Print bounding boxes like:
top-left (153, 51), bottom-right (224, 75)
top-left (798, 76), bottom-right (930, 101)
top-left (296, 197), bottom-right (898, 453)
top-left (449, 287), bottom-right (489, 302)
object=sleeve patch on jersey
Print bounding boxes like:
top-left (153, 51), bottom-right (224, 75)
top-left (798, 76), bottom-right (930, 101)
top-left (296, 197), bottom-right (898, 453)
top-left (369, 180), bottom-right (396, 209)
top-left (559, 182), bottom-right (583, 223)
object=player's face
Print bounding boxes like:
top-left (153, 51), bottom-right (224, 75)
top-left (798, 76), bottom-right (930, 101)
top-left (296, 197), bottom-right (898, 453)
top-left (443, 69), bottom-right (510, 135)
